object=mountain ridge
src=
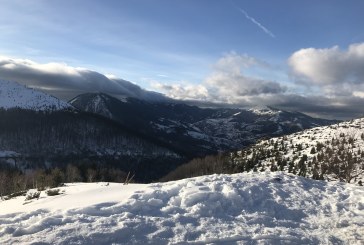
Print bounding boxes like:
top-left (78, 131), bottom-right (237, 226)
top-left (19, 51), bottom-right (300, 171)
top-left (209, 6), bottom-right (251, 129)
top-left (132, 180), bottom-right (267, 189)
top-left (70, 92), bottom-right (339, 158)
top-left (0, 82), bottom-right (344, 182)
top-left (0, 80), bottom-right (72, 111)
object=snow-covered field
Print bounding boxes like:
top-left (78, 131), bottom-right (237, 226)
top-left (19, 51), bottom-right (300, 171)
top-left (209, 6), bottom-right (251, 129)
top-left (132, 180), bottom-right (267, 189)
top-left (1, 172), bottom-right (363, 244)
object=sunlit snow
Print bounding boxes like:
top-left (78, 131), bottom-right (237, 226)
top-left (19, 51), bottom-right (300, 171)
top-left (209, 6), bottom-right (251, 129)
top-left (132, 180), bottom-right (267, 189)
top-left (1, 172), bottom-right (363, 244)
top-left (0, 80), bottom-right (72, 111)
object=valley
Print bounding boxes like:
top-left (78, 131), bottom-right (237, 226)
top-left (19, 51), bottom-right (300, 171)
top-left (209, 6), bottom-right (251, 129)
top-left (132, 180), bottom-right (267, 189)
top-left (1, 1), bottom-right (364, 243)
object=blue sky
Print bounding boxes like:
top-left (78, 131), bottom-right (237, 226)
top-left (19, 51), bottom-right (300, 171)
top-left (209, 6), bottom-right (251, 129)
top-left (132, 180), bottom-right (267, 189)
top-left (1, 0), bottom-right (364, 119)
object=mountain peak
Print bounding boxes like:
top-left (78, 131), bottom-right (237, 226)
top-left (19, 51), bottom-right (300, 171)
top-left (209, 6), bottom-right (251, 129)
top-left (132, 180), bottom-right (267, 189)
top-left (0, 80), bottom-right (72, 111)
top-left (69, 92), bottom-right (128, 119)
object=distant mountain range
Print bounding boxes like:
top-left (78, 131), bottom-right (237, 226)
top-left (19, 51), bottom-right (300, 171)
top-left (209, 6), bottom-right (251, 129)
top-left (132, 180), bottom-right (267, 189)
top-left (0, 80), bottom-right (182, 182)
top-left (70, 92), bottom-right (338, 157)
top-left (0, 80), bottom-right (339, 181)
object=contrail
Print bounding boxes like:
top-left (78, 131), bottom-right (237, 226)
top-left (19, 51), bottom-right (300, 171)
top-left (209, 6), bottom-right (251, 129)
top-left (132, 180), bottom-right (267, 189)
top-left (238, 8), bottom-right (275, 38)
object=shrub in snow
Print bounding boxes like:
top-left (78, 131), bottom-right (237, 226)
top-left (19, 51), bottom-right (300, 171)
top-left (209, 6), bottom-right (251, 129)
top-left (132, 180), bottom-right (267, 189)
top-left (4, 191), bottom-right (27, 200)
top-left (25, 191), bottom-right (40, 201)
top-left (46, 189), bottom-right (61, 196)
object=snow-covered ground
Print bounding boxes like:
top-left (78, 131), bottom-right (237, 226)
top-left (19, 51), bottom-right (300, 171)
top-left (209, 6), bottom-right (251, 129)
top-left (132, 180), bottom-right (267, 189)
top-left (1, 172), bottom-right (363, 244)
top-left (0, 80), bottom-right (72, 111)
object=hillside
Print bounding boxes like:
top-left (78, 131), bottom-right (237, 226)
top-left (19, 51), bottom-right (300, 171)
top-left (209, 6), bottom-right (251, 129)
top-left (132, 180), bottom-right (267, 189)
top-left (0, 172), bottom-right (363, 244)
top-left (0, 80), bottom-right (186, 182)
top-left (0, 109), bottom-right (182, 182)
top-left (0, 80), bottom-right (72, 111)
top-left (162, 118), bottom-right (364, 184)
top-left (231, 118), bottom-right (364, 184)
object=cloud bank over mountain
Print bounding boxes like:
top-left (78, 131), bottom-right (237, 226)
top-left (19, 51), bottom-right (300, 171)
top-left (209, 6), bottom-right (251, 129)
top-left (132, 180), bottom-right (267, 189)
top-left (154, 44), bottom-right (364, 119)
top-left (152, 52), bottom-right (286, 103)
top-left (0, 56), bottom-right (167, 101)
top-left (1, 43), bottom-right (364, 119)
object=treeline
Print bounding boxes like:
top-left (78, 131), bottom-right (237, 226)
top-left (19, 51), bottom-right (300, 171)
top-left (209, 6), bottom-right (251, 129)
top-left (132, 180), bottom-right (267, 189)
top-left (160, 153), bottom-right (234, 182)
top-left (0, 164), bottom-right (129, 199)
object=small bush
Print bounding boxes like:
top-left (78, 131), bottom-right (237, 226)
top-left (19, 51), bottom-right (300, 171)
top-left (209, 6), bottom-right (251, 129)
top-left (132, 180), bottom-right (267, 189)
top-left (46, 189), bottom-right (61, 196)
top-left (25, 191), bottom-right (41, 201)
top-left (4, 191), bottom-right (27, 200)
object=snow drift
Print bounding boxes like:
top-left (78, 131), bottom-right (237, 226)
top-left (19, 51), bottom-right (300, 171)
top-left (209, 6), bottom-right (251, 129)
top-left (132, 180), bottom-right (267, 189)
top-left (0, 172), bottom-right (363, 244)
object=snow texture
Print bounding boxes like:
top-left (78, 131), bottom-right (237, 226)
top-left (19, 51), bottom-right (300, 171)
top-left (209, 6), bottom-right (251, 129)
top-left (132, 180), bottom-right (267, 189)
top-left (1, 172), bottom-right (363, 244)
top-left (0, 80), bottom-right (72, 111)
top-left (248, 106), bottom-right (281, 116)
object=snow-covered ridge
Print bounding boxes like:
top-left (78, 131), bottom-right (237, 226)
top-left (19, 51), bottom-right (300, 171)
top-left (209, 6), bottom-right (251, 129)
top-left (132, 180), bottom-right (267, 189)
top-left (69, 93), bottom-right (130, 119)
top-left (233, 117), bottom-right (364, 183)
top-left (0, 80), bottom-right (72, 111)
top-left (71, 93), bottom-right (113, 118)
top-left (0, 172), bottom-right (363, 244)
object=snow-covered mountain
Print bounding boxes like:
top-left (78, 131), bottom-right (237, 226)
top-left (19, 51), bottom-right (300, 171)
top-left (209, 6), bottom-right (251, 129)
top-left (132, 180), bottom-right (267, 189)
top-left (69, 93), bottom-right (118, 118)
top-left (0, 172), bottom-right (363, 244)
top-left (70, 92), bottom-right (338, 157)
top-left (0, 80), bottom-right (72, 111)
top-left (0, 82), bottom-right (185, 182)
top-left (231, 117), bottom-right (364, 184)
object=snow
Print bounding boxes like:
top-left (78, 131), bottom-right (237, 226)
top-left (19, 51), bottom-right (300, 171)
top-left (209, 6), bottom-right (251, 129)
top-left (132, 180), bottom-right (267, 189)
top-left (0, 150), bottom-right (20, 158)
top-left (248, 106), bottom-right (280, 116)
top-left (235, 117), bottom-right (364, 183)
top-left (0, 80), bottom-right (72, 111)
top-left (186, 130), bottom-right (209, 140)
top-left (1, 172), bottom-right (363, 244)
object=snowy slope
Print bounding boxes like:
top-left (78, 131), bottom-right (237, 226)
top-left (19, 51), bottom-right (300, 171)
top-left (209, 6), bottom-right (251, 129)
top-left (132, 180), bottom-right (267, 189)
top-left (1, 172), bottom-right (363, 244)
top-left (0, 80), bottom-right (72, 111)
top-left (69, 93), bottom-right (115, 118)
top-left (233, 118), bottom-right (364, 183)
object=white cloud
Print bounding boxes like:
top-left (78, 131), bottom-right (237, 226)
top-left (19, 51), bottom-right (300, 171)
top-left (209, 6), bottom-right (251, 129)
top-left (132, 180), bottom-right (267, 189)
top-left (353, 91), bottom-right (364, 98)
top-left (289, 43), bottom-right (364, 86)
top-left (152, 82), bottom-right (209, 101)
top-left (152, 50), bottom-right (364, 119)
top-left (153, 52), bottom-right (285, 104)
top-left (0, 56), bottom-right (166, 101)
top-left (0, 56), bottom-right (83, 76)
top-left (3, 50), bottom-right (364, 119)
top-left (213, 52), bottom-right (260, 73)
top-left (205, 53), bottom-right (285, 103)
